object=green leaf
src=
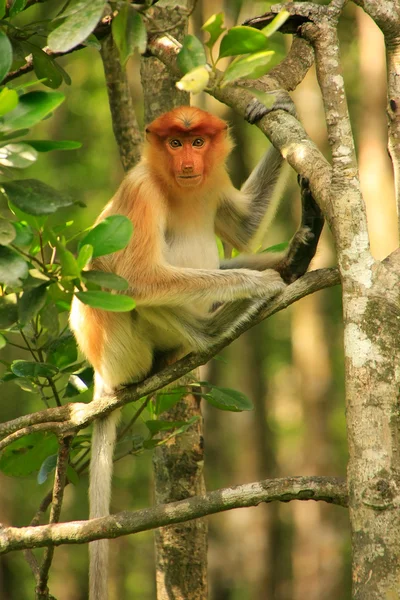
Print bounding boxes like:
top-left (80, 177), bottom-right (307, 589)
top-left (56, 243), bottom-right (80, 277)
top-left (9, 0), bottom-right (27, 17)
top-left (0, 143), bottom-right (38, 169)
top-left (79, 215), bottom-right (133, 258)
top-left (11, 359), bottom-right (59, 378)
top-left (112, 5), bottom-right (147, 65)
top-left (8, 201), bottom-right (47, 231)
top-left (48, 0), bottom-right (107, 53)
top-left (177, 35), bottom-right (207, 75)
top-left (0, 219), bottom-right (16, 246)
top-left (261, 10), bottom-right (290, 37)
top-left (0, 30), bottom-right (12, 83)
top-left (74, 291), bottom-right (135, 311)
top-left (82, 270), bottom-right (129, 291)
top-left (13, 377), bottom-right (40, 393)
top-left (0, 88), bottom-right (18, 117)
top-left (218, 26), bottom-right (268, 59)
top-left (26, 140), bottom-right (82, 152)
top-left (0, 293), bottom-right (18, 328)
top-left (262, 241), bottom-right (289, 253)
top-left (32, 48), bottom-right (63, 89)
top-left (202, 13), bottom-right (226, 50)
top-left (202, 385), bottom-right (253, 412)
top-left (0, 432), bottom-right (59, 477)
top-left (37, 454), bottom-right (57, 484)
top-left (76, 244), bottom-right (93, 270)
top-left (155, 387), bottom-right (186, 416)
top-left (0, 246), bottom-right (28, 286)
top-left (143, 416), bottom-right (199, 448)
top-left (46, 334), bottom-right (78, 369)
top-left (39, 301), bottom-right (59, 337)
top-left (0, 332), bottom-right (6, 349)
top-left (0, 91), bottom-right (65, 133)
top-left (0, 0), bottom-right (5, 18)
top-left (84, 34), bottom-right (101, 50)
top-left (64, 365), bottom-right (93, 397)
top-left (176, 66), bottom-right (210, 95)
top-left (12, 221), bottom-right (34, 246)
top-left (1, 179), bottom-right (74, 215)
top-left (145, 420), bottom-right (188, 436)
top-left (222, 51), bottom-right (274, 85)
top-left (18, 284), bottom-right (47, 325)
top-left (67, 465), bottom-right (79, 485)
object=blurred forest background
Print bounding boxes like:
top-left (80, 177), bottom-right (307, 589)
top-left (0, 0), bottom-right (398, 599)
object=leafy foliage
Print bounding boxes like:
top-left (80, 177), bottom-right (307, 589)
top-left (0, 2), bottom-right (255, 513)
top-left (177, 10), bottom-right (289, 94)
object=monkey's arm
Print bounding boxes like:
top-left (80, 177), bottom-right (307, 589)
top-left (215, 146), bottom-right (284, 252)
top-left (218, 177), bottom-right (324, 283)
top-left (109, 185), bottom-right (286, 306)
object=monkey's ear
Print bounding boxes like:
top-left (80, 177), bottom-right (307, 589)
top-left (145, 127), bottom-right (162, 145)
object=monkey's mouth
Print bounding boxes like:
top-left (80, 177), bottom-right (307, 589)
top-left (176, 175), bottom-right (202, 186)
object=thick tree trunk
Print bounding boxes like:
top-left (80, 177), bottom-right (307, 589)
top-left (140, 4), bottom-right (208, 599)
top-left (153, 396), bottom-right (207, 600)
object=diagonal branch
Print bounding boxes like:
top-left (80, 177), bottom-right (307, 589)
top-left (0, 475), bottom-right (347, 554)
top-left (0, 268), bottom-right (340, 442)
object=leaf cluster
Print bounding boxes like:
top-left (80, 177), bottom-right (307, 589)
top-left (176, 10), bottom-right (289, 94)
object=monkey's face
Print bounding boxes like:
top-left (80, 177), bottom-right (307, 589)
top-left (166, 136), bottom-right (209, 188)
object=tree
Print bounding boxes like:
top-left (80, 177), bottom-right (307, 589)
top-left (0, 0), bottom-right (399, 599)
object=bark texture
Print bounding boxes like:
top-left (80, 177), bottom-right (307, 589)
top-left (140, 4), bottom-right (207, 599)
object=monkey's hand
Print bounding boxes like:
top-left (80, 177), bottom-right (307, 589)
top-left (257, 269), bottom-right (287, 299)
top-left (245, 90), bottom-right (296, 124)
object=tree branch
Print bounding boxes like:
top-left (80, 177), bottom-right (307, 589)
top-left (354, 0), bottom-right (400, 235)
top-left (100, 34), bottom-right (143, 171)
top-left (0, 475), bottom-right (347, 554)
top-left (0, 268), bottom-right (340, 443)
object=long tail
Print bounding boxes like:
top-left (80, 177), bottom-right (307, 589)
top-left (89, 408), bottom-right (120, 600)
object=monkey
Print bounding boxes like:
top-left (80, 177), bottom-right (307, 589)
top-left (69, 101), bottom-right (324, 600)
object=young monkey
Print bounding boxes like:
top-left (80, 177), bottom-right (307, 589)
top-left (70, 100), bottom-right (323, 600)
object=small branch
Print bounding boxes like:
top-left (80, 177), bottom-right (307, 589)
top-left (354, 0), bottom-right (400, 237)
top-left (3, 18), bottom-right (113, 85)
top-left (100, 34), bottom-right (142, 171)
top-left (36, 436), bottom-right (73, 599)
top-left (0, 422), bottom-right (67, 451)
top-left (0, 268), bottom-right (340, 442)
top-left (0, 476), bottom-right (347, 553)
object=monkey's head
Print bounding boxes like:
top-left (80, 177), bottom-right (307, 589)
top-left (144, 106), bottom-right (233, 190)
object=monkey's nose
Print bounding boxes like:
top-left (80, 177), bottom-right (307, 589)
top-left (182, 165), bottom-right (194, 173)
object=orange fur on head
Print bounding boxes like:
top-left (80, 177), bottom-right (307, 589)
top-left (143, 106), bottom-right (233, 192)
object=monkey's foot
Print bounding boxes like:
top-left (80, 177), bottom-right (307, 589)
top-left (245, 90), bottom-right (296, 124)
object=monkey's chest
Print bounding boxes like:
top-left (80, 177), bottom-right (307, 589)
top-left (164, 230), bottom-right (220, 270)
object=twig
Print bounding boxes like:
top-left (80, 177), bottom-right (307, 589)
top-left (35, 436), bottom-right (73, 598)
top-left (100, 34), bottom-right (142, 171)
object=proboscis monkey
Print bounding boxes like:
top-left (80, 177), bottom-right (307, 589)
top-left (70, 99), bottom-right (324, 600)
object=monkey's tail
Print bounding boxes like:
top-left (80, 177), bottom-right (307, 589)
top-left (89, 407), bottom-right (120, 600)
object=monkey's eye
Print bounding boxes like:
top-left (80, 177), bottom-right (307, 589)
top-left (192, 138), bottom-right (205, 147)
top-left (169, 139), bottom-right (182, 148)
